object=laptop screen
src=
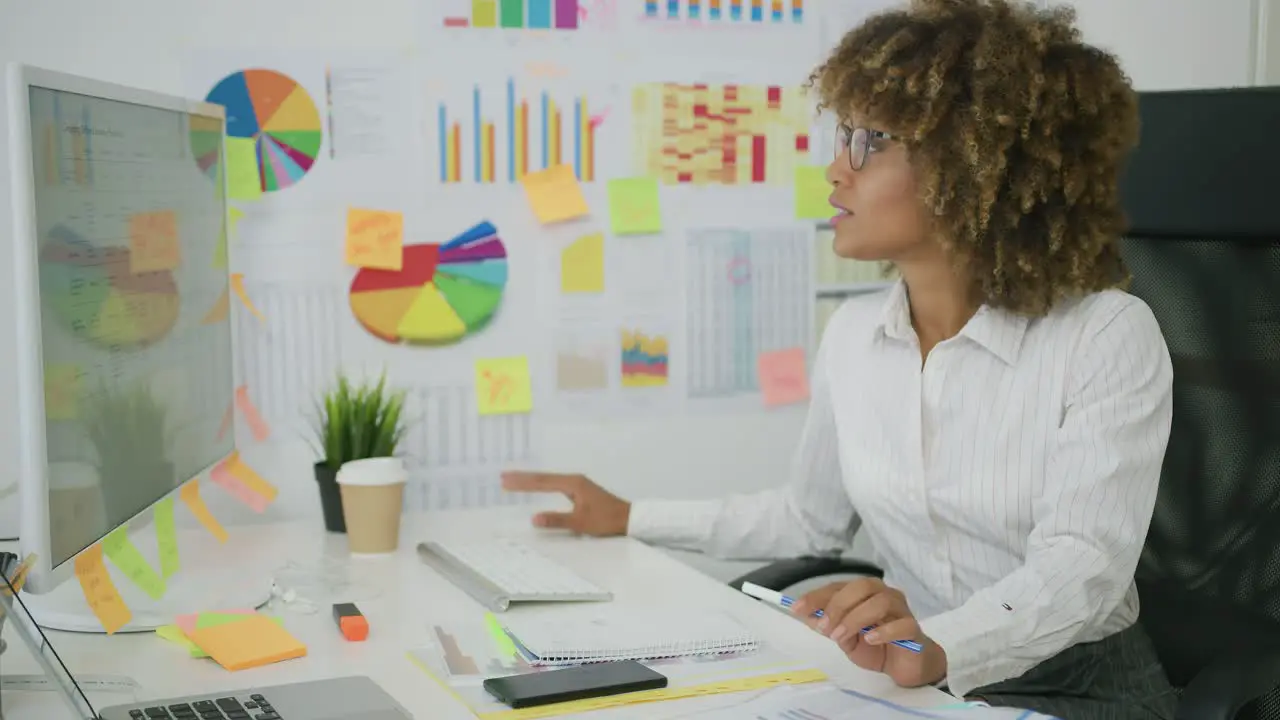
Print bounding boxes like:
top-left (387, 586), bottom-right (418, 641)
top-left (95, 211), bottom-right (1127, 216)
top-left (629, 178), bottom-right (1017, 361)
top-left (1, 572), bottom-right (98, 719)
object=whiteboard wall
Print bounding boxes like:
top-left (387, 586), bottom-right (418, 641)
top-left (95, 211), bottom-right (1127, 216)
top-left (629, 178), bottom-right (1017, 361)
top-left (0, 0), bottom-right (1266, 546)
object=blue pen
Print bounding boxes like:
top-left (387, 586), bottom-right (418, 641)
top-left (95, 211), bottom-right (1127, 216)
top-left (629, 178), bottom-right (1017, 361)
top-left (740, 581), bottom-right (924, 653)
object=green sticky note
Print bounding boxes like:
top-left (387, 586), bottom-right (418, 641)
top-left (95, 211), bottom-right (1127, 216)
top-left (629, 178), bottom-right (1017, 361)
top-left (794, 165), bottom-right (833, 220)
top-left (484, 612), bottom-right (519, 658)
top-left (195, 612), bottom-right (280, 630)
top-left (153, 498), bottom-right (180, 578)
top-left (102, 526), bottom-right (166, 600)
top-left (225, 137), bottom-right (263, 201)
top-left (607, 177), bottom-right (662, 235)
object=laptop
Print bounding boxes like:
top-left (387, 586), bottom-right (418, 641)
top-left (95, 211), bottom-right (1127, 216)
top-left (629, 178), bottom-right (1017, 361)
top-left (1, 572), bottom-right (411, 720)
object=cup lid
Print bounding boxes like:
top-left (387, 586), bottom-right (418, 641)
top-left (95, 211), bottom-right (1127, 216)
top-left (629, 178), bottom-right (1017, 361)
top-left (336, 456), bottom-right (407, 486)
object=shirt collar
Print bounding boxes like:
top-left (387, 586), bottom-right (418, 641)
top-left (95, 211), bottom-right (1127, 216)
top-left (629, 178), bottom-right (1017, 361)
top-left (874, 279), bottom-right (1030, 365)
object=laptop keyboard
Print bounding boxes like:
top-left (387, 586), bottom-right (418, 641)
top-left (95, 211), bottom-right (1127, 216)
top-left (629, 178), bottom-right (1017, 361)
top-left (128, 693), bottom-right (280, 719)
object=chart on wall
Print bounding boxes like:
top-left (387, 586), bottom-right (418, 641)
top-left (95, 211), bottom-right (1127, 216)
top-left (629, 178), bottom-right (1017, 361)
top-left (632, 82), bottom-right (811, 185)
top-left (349, 221), bottom-right (509, 344)
top-left (200, 69), bottom-right (323, 197)
top-left (40, 224), bottom-right (181, 349)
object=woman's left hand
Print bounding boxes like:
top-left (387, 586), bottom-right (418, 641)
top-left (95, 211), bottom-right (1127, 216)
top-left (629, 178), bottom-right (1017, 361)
top-left (792, 578), bottom-right (948, 688)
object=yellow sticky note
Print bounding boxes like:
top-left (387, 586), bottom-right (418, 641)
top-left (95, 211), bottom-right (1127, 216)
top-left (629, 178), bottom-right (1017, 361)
top-left (179, 479), bottom-right (228, 543)
top-left (185, 614), bottom-right (306, 671)
top-left (521, 164), bottom-right (589, 224)
top-left (607, 178), bottom-right (662, 235)
top-left (74, 544), bottom-right (132, 634)
top-left (474, 356), bottom-right (533, 415)
top-left (44, 364), bottom-right (82, 420)
top-left (561, 233), bottom-right (605, 294)
top-left (153, 497), bottom-right (180, 578)
top-left (102, 526), bottom-right (166, 600)
top-left (345, 208), bottom-right (404, 270)
top-left (214, 207), bottom-right (244, 271)
top-left (229, 273), bottom-right (265, 322)
top-left (128, 210), bottom-right (181, 274)
top-left (794, 166), bottom-right (833, 220)
top-left (225, 137), bottom-right (263, 201)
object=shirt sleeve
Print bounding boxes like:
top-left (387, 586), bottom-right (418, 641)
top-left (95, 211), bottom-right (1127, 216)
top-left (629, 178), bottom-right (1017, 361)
top-left (627, 308), bottom-right (862, 560)
top-left (918, 298), bottom-right (1175, 698)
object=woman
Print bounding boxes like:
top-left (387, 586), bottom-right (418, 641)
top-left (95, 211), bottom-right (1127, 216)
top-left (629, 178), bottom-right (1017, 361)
top-left (504, 0), bottom-right (1179, 717)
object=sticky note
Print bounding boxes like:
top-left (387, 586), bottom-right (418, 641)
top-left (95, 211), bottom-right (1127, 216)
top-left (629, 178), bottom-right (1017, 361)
top-left (794, 166), bottom-right (833, 220)
top-left (153, 497), bottom-right (180, 578)
top-left (201, 286), bottom-right (229, 324)
top-left (485, 612), bottom-right (519, 658)
top-left (225, 138), bottom-right (263, 201)
top-left (561, 233), bottom-right (605, 294)
top-left (156, 624), bottom-right (205, 657)
top-left (345, 207), bottom-right (404, 270)
top-left (44, 364), bottom-right (82, 420)
top-left (474, 356), bottom-right (533, 415)
top-left (74, 544), bottom-right (132, 634)
top-left (229, 273), bottom-right (265, 322)
top-left (210, 452), bottom-right (277, 513)
top-left (177, 608), bottom-right (258, 634)
top-left (214, 207), bottom-right (244, 270)
top-left (179, 479), bottom-right (228, 543)
top-left (234, 385), bottom-right (270, 441)
top-left (758, 348), bottom-right (810, 407)
top-left (102, 526), bottom-right (166, 600)
top-left (128, 210), bottom-right (181, 274)
top-left (521, 164), bottom-right (589, 224)
top-left (185, 614), bottom-right (306, 671)
top-left (607, 178), bottom-right (662, 235)
top-left (216, 400), bottom-right (234, 441)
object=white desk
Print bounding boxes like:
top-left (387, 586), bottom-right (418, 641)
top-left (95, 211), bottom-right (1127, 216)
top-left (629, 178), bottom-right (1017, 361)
top-left (1, 507), bottom-right (951, 718)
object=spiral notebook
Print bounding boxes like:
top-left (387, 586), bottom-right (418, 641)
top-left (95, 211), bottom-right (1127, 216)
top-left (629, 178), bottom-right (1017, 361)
top-left (499, 608), bottom-right (759, 665)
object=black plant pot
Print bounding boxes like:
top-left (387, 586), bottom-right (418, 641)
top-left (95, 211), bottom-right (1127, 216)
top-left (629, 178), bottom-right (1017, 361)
top-left (314, 462), bottom-right (346, 533)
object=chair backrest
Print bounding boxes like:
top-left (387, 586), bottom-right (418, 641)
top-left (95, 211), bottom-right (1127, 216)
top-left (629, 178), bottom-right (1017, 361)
top-left (1118, 87), bottom-right (1280, 698)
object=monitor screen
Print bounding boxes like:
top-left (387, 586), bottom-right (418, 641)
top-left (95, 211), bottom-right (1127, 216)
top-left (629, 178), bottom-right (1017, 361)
top-left (27, 84), bottom-right (235, 568)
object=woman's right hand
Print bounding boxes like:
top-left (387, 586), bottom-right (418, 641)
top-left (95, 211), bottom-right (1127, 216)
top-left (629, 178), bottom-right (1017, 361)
top-left (500, 471), bottom-right (632, 537)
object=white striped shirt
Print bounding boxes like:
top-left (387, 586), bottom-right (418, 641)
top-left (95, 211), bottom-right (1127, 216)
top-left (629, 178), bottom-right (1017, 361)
top-left (629, 280), bottom-right (1174, 696)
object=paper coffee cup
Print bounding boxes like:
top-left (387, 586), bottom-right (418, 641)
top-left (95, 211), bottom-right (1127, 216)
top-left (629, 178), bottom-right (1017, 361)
top-left (336, 457), bottom-right (407, 554)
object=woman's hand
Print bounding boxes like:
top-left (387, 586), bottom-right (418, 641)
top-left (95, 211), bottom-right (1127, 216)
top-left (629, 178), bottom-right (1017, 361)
top-left (792, 578), bottom-right (948, 688)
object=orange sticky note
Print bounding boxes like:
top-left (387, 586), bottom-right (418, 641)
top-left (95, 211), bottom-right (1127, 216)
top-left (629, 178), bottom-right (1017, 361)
top-left (345, 208), bottom-right (404, 270)
top-left (184, 614), bottom-right (306, 671)
top-left (758, 348), bottom-right (810, 407)
top-left (179, 479), bottom-right (228, 542)
top-left (234, 385), bottom-right (270, 441)
top-left (74, 544), bottom-right (132, 634)
top-left (520, 164), bottom-right (589, 224)
top-left (128, 210), bottom-right (181, 274)
top-left (210, 452), bottom-right (277, 513)
top-left (202, 286), bottom-right (230, 324)
top-left (229, 273), bottom-right (265, 322)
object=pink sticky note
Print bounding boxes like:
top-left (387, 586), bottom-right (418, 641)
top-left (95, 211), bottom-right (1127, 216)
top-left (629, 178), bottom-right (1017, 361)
top-left (235, 385), bottom-right (270, 441)
top-left (210, 460), bottom-right (270, 513)
top-left (175, 608), bottom-right (256, 634)
top-left (758, 348), bottom-right (810, 407)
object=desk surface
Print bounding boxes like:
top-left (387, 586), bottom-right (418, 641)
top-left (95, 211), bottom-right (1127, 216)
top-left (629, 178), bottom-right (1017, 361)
top-left (1, 507), bottom-right (950, 718)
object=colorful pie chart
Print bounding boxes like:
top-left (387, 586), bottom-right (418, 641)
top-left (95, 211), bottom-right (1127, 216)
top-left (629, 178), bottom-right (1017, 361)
top-left (198, 69), bottom-right (322, 194)
top-left (349, 221), bottom-right (508, 344)
top-left (39, 225), bottom-right (180, 349)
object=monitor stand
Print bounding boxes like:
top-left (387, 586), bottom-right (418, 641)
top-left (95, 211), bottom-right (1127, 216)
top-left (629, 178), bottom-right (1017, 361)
top-left (20, 528), bottom-right (276, 633)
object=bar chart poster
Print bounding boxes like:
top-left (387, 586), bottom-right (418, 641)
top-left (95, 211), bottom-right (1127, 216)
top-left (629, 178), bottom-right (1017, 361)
top-left (444, 0), bottom-right (581, 29)
top-left (633, 83), bottom-right (811, 185)
top-left (643, 0), bottom-right (803, 23)
top-left (437, 77), bottom-right (607, 184)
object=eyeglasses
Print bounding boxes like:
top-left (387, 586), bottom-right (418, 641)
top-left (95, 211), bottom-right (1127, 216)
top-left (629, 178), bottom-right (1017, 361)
top-left (836, 123), bottom-right (896, 171)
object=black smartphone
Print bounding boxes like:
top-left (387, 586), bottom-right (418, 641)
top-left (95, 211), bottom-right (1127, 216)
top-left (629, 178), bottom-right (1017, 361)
top-left (482, 660), bottom-right (668, 709)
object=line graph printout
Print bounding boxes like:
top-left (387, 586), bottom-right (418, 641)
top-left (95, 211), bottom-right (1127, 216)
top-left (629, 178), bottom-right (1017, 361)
top-left (632, 82), bottom-right (811, 185)
top-left (401, 384), bottom-right (537, 511)
top-left (685, 227), bottom-right (812, 402)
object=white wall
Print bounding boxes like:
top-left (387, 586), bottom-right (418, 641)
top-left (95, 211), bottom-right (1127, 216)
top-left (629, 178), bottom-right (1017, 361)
top-left (0, 0), bottom-right (1270, 579)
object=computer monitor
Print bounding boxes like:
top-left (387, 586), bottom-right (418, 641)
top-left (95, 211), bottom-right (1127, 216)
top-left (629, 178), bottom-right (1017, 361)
top-left (6, 64), bottom-right (259, 632)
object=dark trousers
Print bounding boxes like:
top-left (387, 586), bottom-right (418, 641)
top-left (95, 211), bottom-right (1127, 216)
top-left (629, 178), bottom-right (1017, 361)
top-left (966, 623), bottom-right (1179, 720)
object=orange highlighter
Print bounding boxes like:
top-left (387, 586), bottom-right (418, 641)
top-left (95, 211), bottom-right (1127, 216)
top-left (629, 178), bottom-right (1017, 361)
top-left (333, 602), bottom-right (369, 641)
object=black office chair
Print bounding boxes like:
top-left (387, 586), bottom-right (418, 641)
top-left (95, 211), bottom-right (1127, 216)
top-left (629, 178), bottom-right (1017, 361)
top-left (730, 87), bottom-right (1280, 719)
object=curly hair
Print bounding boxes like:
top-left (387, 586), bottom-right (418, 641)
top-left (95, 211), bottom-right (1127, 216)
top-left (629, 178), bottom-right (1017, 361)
top-left (808, 0), bottom-right (1140, 316)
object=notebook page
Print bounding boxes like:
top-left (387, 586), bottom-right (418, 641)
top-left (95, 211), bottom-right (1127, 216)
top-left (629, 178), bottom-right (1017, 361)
top-left (501, 608), bottom-right (758, 664)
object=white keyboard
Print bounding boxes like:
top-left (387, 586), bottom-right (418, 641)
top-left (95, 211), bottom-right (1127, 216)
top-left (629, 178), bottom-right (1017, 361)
top-left (417, 538), bottom-right (613, 612)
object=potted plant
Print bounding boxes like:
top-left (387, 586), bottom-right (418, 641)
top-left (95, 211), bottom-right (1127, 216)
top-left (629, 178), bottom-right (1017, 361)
top-left (80, 379), bottom-right (174, 526)
top-left (309, 371), bottom-right (408, 533)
